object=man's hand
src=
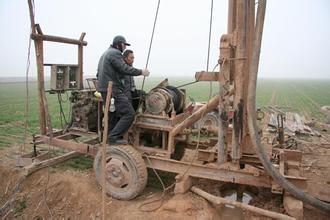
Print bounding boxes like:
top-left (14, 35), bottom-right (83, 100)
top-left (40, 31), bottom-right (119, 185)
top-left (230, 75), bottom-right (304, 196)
top-left (141, 68), bottom-right (150, 77)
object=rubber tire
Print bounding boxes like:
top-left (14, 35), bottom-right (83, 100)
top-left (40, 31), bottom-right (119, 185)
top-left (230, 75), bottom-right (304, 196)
top-left (194, 111), bottom-right (219, 129)
top-left (93, 144), bottom-right (148, 200)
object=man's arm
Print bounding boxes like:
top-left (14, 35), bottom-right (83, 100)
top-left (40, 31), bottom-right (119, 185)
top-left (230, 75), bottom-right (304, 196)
top-left (110, 53), bottom-right (142, 76)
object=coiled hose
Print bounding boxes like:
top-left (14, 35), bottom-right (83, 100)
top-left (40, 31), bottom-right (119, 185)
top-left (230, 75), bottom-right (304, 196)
top-left (247, 0), bottom-right (330, 214)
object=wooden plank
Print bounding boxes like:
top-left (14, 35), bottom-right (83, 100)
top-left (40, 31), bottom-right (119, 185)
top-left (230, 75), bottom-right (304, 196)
top-left (195, 71), bottom-right (218, 81)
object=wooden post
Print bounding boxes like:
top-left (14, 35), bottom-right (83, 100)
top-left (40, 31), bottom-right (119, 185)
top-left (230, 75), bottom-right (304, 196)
top-left (35, 38), bottom-right (47, 135)
top-left (231, 0), bottom-right (248, 163)
top-left (227, 0), bottom-right (237, 34)
top-left (101, 82), bottom-right (113, 220)
top-left (218, 35), bottom-right (232, 164)
top-left (28, 0), bottom-right (47, 134)
top-left (241, 0), bottom-right (256, 155)
top-left (78, 32), bottom-right (86, 89)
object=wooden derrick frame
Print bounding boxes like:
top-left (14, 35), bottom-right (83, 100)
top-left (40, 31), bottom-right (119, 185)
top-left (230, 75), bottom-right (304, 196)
top-left (28, 0), bottom-right (87, 135)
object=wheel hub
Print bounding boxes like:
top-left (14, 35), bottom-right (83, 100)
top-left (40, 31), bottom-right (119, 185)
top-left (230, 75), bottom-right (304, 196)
top-left (106, 158), bottom-right (131, 188)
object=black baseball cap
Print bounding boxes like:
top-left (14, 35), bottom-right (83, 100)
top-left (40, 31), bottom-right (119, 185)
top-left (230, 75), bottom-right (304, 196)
top-left (112, 35), bottom-right (131, 46)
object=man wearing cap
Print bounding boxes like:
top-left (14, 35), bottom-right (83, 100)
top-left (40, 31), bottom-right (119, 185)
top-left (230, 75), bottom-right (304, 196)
top-left (97, 35), bottom-right (150, 145)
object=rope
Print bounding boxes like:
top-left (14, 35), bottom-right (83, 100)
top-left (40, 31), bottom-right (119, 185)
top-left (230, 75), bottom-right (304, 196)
top-left (175, 81), bottom-right (198, 89)
top-left (141, 0), bottom-right (161, 91)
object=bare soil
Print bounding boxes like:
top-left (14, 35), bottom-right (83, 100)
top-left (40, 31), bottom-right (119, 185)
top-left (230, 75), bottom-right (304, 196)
top-left (0, 125), bottom-right (330, 219)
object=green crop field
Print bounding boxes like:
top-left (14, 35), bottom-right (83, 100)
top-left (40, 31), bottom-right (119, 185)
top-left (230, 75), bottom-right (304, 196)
top-left (0, 77), bottom-right (329, 148)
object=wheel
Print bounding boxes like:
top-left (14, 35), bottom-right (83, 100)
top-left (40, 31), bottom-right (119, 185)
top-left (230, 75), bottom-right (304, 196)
top-left (194, 111), bottom-right (219, 129)
top-left (93, 144), bottom-right (148, 200)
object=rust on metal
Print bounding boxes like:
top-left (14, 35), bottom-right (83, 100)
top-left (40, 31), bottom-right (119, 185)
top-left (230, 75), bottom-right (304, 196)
top-left (26, 0), bottom-right (315, 215)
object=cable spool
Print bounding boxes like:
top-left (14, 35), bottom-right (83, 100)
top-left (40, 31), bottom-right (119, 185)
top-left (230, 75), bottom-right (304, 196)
top-left (145, 86), bottom-right (184, 115)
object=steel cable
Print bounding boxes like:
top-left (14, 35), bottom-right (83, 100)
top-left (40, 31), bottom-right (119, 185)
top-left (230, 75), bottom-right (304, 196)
top-left (141, 0), bottom-right (161, 92)
top-left (139, 0), bottom-right (216, 212)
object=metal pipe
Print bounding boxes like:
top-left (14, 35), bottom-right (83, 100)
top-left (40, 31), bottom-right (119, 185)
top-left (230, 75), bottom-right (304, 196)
top-left (247, 0), bottom-right (330, 213)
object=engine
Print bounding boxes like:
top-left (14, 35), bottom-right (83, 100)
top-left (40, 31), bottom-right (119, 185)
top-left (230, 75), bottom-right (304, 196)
top-left (70, 90), bottom-right (99, 132)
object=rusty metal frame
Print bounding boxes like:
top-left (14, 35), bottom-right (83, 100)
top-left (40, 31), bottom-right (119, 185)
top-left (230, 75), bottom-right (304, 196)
top-left (28, 0), bottom-right (308, 204)
top-left (144, 156), bottom-right (271, 187)
top-left (34, 130), bottom-right (99, 156)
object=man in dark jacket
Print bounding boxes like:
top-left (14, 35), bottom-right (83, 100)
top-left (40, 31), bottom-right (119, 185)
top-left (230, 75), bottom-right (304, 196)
top-left (97, 35), bottom-right (150, 144)
top-left (123, 49), bottom-right (145, 111)
top-left (123, 49), bottom-right (136, 100)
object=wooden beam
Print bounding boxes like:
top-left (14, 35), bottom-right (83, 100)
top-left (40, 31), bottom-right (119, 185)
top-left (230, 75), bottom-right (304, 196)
top-left (27, 0), bottom-right (36, 34)
top-left (35, 24), bottom-right (43, 35)
top-left (36, 39), bottom-right (47, 134)
top-left (79, 32), bottom-right (86, 41)
top-left (78, 32), bottom-right (87, 89)
top-left (191, 186), bottom-right (295, 220)
top-left (231, 0), bottom-right (248, 163)
top-left (78, 44), bottom-right (84, 89)
top-left (195, 71), bottom-right (218, 81)
top-left (31, 33), bottom-right (88, 46)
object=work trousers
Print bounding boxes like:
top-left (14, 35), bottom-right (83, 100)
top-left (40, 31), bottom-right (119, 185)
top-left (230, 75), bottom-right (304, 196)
top-left (101, 90), bottom-right (135, 141)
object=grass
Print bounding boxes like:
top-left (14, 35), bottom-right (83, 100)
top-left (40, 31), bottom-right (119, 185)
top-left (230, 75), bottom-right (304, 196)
top-left (54, 155), bottom-right (93, 171)
top-left (0, 77), bottom-right (329, 152)
top-left (147, 169), bottom-right (176, 190)
top-left (256, 79), bottom-right (330, 120)
top-left (13, 197), bottom-right (27, 217)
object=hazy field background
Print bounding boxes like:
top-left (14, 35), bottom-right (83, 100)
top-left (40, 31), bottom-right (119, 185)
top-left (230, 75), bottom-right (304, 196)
top-left (0, 77), bottom-right (329, 148)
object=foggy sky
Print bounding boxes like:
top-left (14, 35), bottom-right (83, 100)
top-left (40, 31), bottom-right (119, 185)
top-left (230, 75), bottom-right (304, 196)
top-left (0, 0), bottom-right (329, 79)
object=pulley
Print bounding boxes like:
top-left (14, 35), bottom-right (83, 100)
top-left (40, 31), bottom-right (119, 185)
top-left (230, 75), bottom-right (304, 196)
top-left (145, 86), bottom-right (184, 115)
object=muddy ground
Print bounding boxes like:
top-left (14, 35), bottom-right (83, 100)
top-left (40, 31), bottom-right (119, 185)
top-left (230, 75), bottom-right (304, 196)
top-left (0, 126), bottom-right (330, 219)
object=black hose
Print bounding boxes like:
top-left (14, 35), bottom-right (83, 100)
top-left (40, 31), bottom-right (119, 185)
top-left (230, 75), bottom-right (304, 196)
top-left (247, 0), bottom-right (330, 214)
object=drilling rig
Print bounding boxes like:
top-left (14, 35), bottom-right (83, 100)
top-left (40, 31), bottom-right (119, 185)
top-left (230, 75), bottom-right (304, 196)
top-left (27, 0), bottom-right (330, 217)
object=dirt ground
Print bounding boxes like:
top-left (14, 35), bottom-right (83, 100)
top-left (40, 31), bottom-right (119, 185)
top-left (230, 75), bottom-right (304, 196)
top-left (0, 125), bottom-right (330, 219)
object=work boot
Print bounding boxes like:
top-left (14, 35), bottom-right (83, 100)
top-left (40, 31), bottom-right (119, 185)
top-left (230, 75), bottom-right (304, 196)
top-left (109, 139), bottom-right (128, 145)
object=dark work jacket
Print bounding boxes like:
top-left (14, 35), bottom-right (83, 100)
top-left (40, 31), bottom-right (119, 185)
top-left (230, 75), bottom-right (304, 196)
top-left (124, 69), bottom-right (136, 100)
top-left (97, 46), bottom-right (142, 93)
